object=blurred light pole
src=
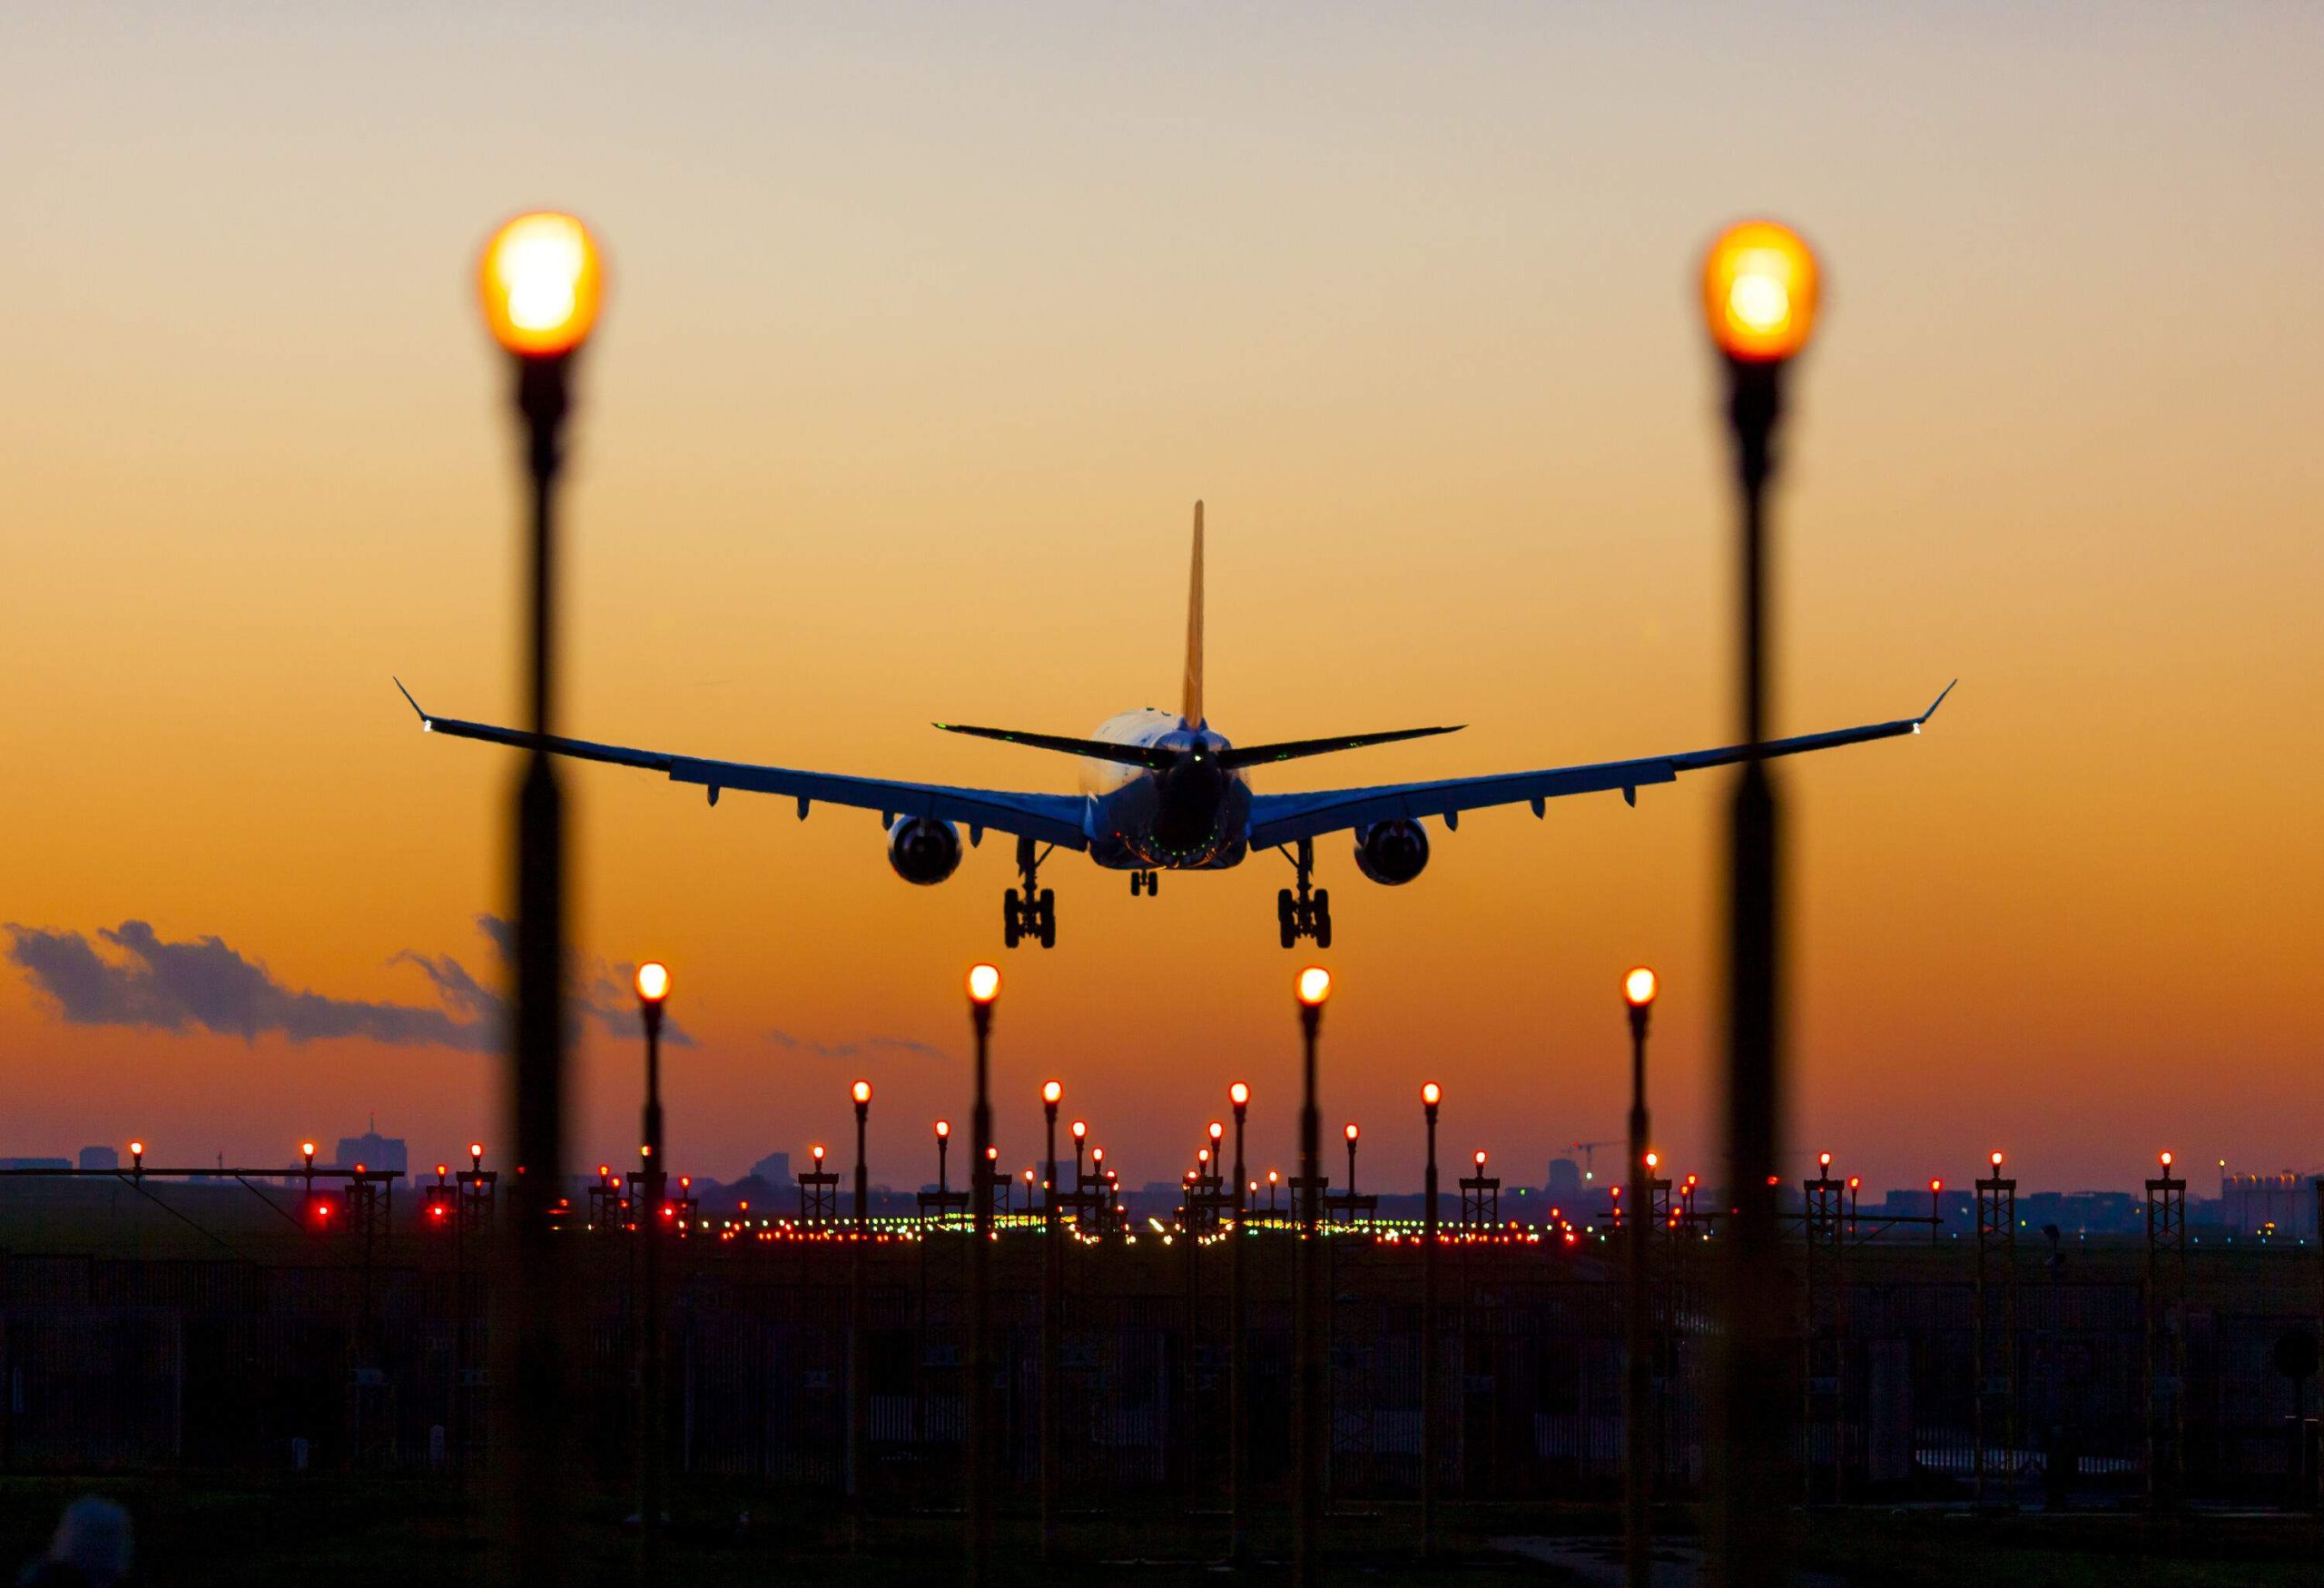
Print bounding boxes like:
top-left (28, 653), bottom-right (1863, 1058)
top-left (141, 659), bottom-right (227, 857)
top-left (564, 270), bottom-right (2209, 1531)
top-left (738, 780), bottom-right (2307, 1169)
top-left (1228, 1080), bottom-right (1251, 1564)
top-left (1293, 966), bottom-right (1331, 1588)
top-left (965, 964), bottom-right (1000, 1586)
top-left (1040, 1078), bottom-right (1064, 1559)
top-left (1344, 1123), bottom-right (1361, 1207)
top-left (1930, 1179), bottom-right (1945, 1248)
top-left (477, 210), bottom-right (603, 1588)
top-left (1420, 1081), bottom-right (1442, 1560)
top-left (633, 962), bottom-right (671, 1585)
top-left (1622, 965), bottom-right (1659, 1588)
top-left (1071, 1119), bottom-right (1088, 1202)
top-left (1700, 218), bottom-right (1819, 1588)
top-left (936, 1119), bottom-right (951, 1196)
top-left (849, 1079), bottom-right (872, 1546)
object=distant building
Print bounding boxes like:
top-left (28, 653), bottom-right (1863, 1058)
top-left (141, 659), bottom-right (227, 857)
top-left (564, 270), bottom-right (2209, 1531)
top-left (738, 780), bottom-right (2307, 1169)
top-left (749, 1150), bottom-right (793, 1186)
top-left (0, 1157), bottom-right (72, 1172)
top-left (2218, 1171), bottom-right (2318, 1239)
top-left (333, 1129), bottom-right (408, 1175)
top-left (79, 1146), bottom-right (120, 1172)
top-left (1546, 1158), bottom-right (1582, 1201)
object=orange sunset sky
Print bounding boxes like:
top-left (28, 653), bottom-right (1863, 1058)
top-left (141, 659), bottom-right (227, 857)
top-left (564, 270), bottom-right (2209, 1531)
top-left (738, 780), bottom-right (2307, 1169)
top-left (4, 5), bottom-right (2319, 1197)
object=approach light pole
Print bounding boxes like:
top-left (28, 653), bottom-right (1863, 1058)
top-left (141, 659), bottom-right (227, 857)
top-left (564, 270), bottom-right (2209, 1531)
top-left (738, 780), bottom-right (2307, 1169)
top-left (633, 961), bottom-right (671, 1587)
top-left (965, 964), bottom-right (1000, 1587)
top-left (936, 1119), bottom-right (952, 1197)
top-left (1040, 1078), bottom-right (1064, 1559)
top-left (478, 211), bottom-right (603, 1588)
top-left (1228, 1079), bottom-right (1252, 1564)
top-left (1293, 966), bottom-right (1331, 1588)
top-left (1622, 965), bottom-right (1659, 1588)
top-left (1421, 1080), bottom-right (1442, 1559)
top-left (1701, 219), bottom-right (1819, 1588)
top-left (849, 1079), bottom-right (872, 1547)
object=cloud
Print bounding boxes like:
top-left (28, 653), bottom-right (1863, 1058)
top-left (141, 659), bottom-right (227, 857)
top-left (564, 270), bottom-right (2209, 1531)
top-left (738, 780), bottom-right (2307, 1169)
top-left (5, 915), bottom-right (690, 1053)
top-left (766, 1029), bottom-right (948, 1062)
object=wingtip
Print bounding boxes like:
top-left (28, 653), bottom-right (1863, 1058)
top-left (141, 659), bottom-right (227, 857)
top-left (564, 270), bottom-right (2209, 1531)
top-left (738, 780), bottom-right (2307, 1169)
top-left (1919, 679), bottom-right (1958, 724)
top-left (392, 676), bottom-right (432, 729)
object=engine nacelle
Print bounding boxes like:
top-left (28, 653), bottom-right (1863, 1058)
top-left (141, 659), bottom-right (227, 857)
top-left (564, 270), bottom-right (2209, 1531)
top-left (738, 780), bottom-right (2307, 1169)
top-left (1353, 819), bottom-right (1430, 885)
top-left (887, 816), bottom-right (963, 885)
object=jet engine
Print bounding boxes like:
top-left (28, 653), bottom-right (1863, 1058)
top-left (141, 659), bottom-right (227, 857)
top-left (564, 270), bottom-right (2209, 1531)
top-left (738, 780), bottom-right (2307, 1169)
top-left (1353, 819), bottom-right (1430, 885)
top-left (887, 816), bottom-right (963, 885)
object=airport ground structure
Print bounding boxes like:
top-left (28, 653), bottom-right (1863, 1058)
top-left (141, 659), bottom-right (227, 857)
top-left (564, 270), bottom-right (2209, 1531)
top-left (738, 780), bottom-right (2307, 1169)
top-left (3, 1175), bottom-right (2320, 1522)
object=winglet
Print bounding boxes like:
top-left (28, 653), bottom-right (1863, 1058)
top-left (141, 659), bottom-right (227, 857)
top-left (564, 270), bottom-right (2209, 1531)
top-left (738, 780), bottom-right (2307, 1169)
top-left (392, 677), bottom-right (431, 730)
top-left (1915, 679), bottom-right (1957, 725)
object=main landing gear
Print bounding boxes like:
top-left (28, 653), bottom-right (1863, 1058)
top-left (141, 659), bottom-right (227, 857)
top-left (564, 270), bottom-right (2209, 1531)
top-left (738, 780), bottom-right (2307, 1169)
top-left (1128, 869), bottom-right (1160, 897)
top-left (1275, 838), bottom-right (1331, 950)
top-left (1003, 835), bottom-right (1057, 949)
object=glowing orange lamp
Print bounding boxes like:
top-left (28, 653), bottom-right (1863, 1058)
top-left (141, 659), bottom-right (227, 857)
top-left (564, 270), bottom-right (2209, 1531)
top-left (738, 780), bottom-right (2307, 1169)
top-left (479, 212), bottom-right (604, 360)
top-left (1701, 221), bottom-right (1819, 363)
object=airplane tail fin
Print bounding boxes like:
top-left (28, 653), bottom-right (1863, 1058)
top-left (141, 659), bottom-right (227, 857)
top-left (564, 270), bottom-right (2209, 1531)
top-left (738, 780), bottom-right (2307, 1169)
top-left (1181, 501), bottom-right (1205, 728)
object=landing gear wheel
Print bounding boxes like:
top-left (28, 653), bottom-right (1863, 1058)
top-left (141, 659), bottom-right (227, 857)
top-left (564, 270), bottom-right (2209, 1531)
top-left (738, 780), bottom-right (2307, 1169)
top-left (1004, 839), bottom-right (1058, 950)
top-left (1145, 870), bottom-right (1158, 896)
top-left (1129, 872), bottom-right (1140, 897)
top-left (1313, 888), bottom-right (1333, 950)
top-left (1277, 888), bottom-right (1298, 949)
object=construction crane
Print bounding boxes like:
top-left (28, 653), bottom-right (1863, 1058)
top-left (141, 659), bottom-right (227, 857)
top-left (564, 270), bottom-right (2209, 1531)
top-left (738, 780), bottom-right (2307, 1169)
top-left (1570, 1140), bottom-right (1620, 1181)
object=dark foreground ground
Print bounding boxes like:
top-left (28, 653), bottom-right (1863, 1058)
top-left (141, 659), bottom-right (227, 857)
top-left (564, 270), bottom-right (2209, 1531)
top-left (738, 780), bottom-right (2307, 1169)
top-left (4, 1477), bottom-right (2319, 1588)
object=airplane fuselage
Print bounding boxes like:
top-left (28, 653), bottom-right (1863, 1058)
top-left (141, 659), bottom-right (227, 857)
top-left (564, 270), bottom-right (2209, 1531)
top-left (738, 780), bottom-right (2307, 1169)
top-left (1079, 709), bottom-right (1253, 870)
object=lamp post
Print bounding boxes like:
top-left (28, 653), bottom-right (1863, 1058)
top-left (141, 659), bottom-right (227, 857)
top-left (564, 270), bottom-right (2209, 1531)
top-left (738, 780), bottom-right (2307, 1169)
top-left (1700, 218), bottom-right (1819, 1588)
top-left (965, 964), bottom-right (1000, 1586)
top-left (849, 1079), bottom-right (872, 1546)
top-left (477, 210), bottom-right (603, 1588)
top-left (1071, 1119), bottom-right (1088, 1207)
top-left (936, 1119), bottom-right (951, 1196)
top-left (1293, 965), bottom-right (1331, 1588)
top-left (1930, 1179), bottom-right (1945, 1248)
top-left (1228, 1080), bottom-right (1251, 1563)
top-left (1420, 1080), bottom-right (1442, 1560)
top-left (1040, 1078), bottom-right (1063, 1559)
top-left (1622, 965), bottom-right (1659, 1588)
top-left (633, 962), bottom-right (671, 1585)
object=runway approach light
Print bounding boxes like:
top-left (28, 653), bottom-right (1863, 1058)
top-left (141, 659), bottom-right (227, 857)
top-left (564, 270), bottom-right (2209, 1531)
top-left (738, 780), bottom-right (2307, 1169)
top-left (1296, 966), bottom-right (1332, 1007)
top-left (1345, 1123), bottom-right (1360, 1143)
top-left (1072, 1119), bottom-right (1087, 1141)
top-left (2160, 1151), bottom-right (2173, 1169)
top-left (1702, 220), bottom-right (1818, 362)
top-left (1422, 1082), bottom-right (1441, 1108)
top-left (635, 961), bottom-right (671, 1004)
top-left (967, 962), bottom-right (1001, 1005)
top-left (1044, 1080), bottom-right (1063, 1106)
top-left (1623, 966), bottom-right (1659, 1009)
top-left (1991, 1150), bottom-right (2004, 1169)
top-left (935, 1119), bottom-right (950, 1139)
top-left (479, 212), bottom-right (603, 358)
top-left (1230, 1082), bottom-right (1249, 1108)
top-left (852, 1080), bottom-right (872, 1106)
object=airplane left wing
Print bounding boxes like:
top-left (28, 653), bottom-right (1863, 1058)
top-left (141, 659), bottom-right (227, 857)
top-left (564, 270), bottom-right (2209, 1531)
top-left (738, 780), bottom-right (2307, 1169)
top-left (1245, 683), bottom-right (1953, 849)
top-left (395, 682), bottom-right (1089, 850)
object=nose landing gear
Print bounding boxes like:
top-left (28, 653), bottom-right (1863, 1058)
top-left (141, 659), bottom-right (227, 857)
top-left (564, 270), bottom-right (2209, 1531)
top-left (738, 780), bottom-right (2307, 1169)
top-left (1275, 838), bottom-right (1332, 949)
top-left (1003, 836), bottom-right (1057, 949)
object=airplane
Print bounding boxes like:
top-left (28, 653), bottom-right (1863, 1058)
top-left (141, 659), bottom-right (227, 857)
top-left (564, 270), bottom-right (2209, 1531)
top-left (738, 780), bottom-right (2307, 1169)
top-left (397, 503), bottom-right (1951, 950)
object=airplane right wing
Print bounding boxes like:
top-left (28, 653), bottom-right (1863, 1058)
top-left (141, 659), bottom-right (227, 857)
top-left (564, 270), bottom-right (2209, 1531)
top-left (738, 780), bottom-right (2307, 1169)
top-left (396, 682), bottom-right (1089, 849)
top-left (1245, 684), bottom-right (1954, 849)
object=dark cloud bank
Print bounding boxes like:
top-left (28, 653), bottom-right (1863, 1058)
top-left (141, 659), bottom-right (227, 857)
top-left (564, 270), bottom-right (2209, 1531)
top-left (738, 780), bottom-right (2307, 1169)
top-left (5, 916), bottom-right (688, 1053)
